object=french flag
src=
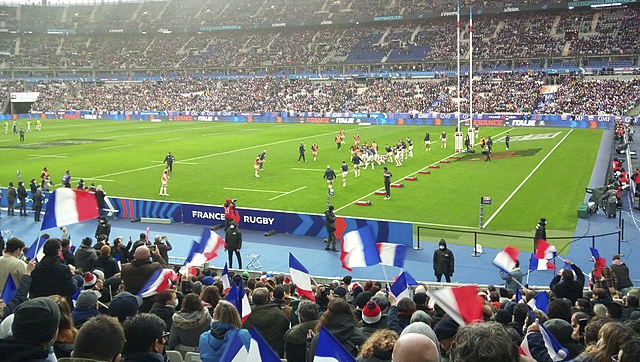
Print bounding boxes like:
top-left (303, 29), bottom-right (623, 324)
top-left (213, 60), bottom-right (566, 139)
top-left (535, 240), bottom-right (556, 260)
top-left (492, 246), bottom-right (520, 273)
top-left (221, 263), bottom-right (231, 293)
top-left (226, 280), bottom-right (251, 322)
top-left (289, 253), bottom-right (315, 302)
top-left (41, 188), bottom-right (98, 230)
top-left (246, 328), bottom-right (282, 362)
top-left (1, 276), bottom-right (17, 304)
top-left (24, 235), bottom-right (47, 262)
top-left (390, 271), bottom-right (418, 300)
top-left (180, 228), bottom-right (226, 275)
top-left (590, 247), bottom-right (606, 278)
top-left (527, 291), bottom-right (549, 313)
top-left (515, 288), bottom-right (525, 304)
top-left (219, 331), bottom-right (249, 362)
top-left (377, 242), bottom-right (407, 268)
top-left (520, 321), bottom-right (568, 362)
top-left (340, 226), bottom-right (381, 272)
top-left (312, 327), bottom-right (357, 362)
top-left (427, 285), bottom-right (484, 325)
top-left (138, 269), bottom-right (178, 299)
top-left (529, 253), bottom-right (556, 271)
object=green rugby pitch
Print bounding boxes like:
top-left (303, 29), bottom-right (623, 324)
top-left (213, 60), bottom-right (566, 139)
top-left (0, 120), bottom-right (602, 251)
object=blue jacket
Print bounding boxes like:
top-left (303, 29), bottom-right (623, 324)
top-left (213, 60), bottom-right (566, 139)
top-left (199, 322), bottom-right (250, 362)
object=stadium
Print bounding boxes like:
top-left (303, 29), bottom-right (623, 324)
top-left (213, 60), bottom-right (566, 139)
top-left (0, 0), bottom-right (640, 361)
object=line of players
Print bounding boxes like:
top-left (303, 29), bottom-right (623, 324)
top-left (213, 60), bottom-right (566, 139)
top-left (4, 120), bottom-right (42, 134)
top-left (324, 129), bottom-right (415, 195)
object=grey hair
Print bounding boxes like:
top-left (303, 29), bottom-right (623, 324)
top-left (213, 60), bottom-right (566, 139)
top-left (450, 322), bottom-right (519, 362)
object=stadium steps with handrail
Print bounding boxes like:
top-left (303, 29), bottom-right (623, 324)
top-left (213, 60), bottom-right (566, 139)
top-left (591, 12), bottom-right (601, 32)
top-left (550, 15), bottom-right (561, 36)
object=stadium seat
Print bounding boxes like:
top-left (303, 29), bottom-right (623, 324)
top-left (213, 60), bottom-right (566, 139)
top-left (184, 352), bottom-right (202, 362)
top-left (166, 350), bottom-right (184, 362)
top-left (247, 253), bottom-right (262, 270)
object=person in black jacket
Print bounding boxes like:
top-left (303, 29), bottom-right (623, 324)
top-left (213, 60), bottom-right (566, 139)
top-left (225, 223), bottom-right (242, 269)
top-left (32, 187), bottom-right (44, 222)
top-left (433, 239), bottom-right (454, 283)
top-left (75, 237), bottom-right (97, 273)
top-left (29, 238), bottom-right (77, 299)
top-left (95, 185), bottom-right (106, 216)
top-left (610, 254), bottom-right (633, 294)
top-left (95, 216), bottom-right (111, 241)
top-left (534, 218), bottom-right (546, 252)
top-left (95, 245), bottom-right (119, 279)
top-left (324, 205), bottom-right (337, 251)
top-left (298, 142), bottom-right (306, 163)
top-left (16, 181), bottom-right (28, 217)
top-left (112, 236), bottom-right (132, 264)
top-left (549, 259), bottom-right (585, 304)
top-left (60, 237), bottom-right (75, 266)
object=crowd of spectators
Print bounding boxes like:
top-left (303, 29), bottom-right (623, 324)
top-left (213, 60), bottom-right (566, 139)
top-left (18, 73), bottom-right (639, 115)
top-left (0, 8), bottom-right (637, 70)
top-left (0, 232), bottom-right (639, 362)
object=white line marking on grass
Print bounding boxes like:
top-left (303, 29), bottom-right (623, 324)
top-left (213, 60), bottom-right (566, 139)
top-left (161, 137), bottom-right (182, 142)
top-left (414, 222), bottom-right (479, 230)
top-left (268, 186), bottom-right (307, 201)
top-left (483, 128), bottom-right (574, 228)
top-left (101, 144), bottom-right (132, 150)
top-left (201, 132), bottom-right (223, 136)
top-left (91, 126), bottom-right (370, 179)
top-left (27, 153), bottom-right (68, 159)
top-left (292, 168), bottom-right (325, 172)
top-left (150, 161), bottom-right (198, 165)
top-left (224, 187), bottom-right (284, 194)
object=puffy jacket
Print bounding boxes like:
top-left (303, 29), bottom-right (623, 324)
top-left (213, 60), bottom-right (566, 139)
top-left (29, 256), bottom-right (76, 298)
top-left (199, 322), bottom-right (250, 362)
top-left (167, 308), bottom-right (212, 350)
top-left (74, 244), bottom-right (97, 272)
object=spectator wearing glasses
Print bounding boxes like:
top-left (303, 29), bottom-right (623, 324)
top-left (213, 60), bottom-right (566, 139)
top-left (122, 313), bottom-right (168, 362)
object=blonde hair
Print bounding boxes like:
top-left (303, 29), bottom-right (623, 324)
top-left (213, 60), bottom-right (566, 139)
top-left (213, 300), bottom-right (242, 328)
top-left (358, 329), bottom-right (398, 359)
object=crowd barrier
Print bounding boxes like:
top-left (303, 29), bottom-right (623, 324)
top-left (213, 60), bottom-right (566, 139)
top-left (4, 111), bottom-right (637, 128)
top-left (0, 190), bottom-right (413, 247)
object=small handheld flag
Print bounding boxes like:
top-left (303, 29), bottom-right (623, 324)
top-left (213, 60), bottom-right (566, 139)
top-left (427, 285), bottom-right (483, 325)
top-left (138, 269), bottom-right (178, 298)
top-left (493, 246), bottom-right (520, 273)
top-left (1, 276), bottom-right (17, 304)
top-left (377, 242), bottom-right (407, 268)
top-left (289, 253), bottom-right (315, 301)
top-left (41, 188), bottom-right (99, 229)
top-left (312, 327), bottom-right (357, 362)
top-left (340, 226), bottom-right (381, 271)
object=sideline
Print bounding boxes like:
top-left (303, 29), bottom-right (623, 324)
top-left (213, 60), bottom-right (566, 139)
top-left (483, 129), bottom-right (574, 228)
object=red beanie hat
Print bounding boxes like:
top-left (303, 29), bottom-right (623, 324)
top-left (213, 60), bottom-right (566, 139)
top-left (362, 300), bottom-right (382, 324)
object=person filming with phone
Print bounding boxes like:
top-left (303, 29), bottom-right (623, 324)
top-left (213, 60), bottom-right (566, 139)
top-left (153, 235), bottom-right (172, 264)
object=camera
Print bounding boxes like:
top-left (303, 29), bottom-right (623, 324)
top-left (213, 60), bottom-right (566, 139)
top-left (149, 245), bottom-right (156, 252)
top-left (232, 199), bottom-right (238, 203)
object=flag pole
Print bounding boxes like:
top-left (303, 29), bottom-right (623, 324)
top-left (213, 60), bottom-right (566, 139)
top-left (380, 264), bottom-right (391, 288)
top-left (457, 1), bottom-right (461, 128)
top-left (468, 6), bottom-right (473, 129)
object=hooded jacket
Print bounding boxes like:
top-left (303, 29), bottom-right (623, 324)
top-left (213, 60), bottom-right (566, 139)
top-left (433, 240), bottom-right (454, 276)
top-left (198, 322), bottom-right (250, 362)
top-left (74, 244), bottom-right (97, 272)
top-left (167, 308), bottom-right (211, 350)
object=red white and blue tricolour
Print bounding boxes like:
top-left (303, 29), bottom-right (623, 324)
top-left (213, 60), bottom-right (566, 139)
top-left (492, 246), bottom-right (520, 273)
top-left (376, 242), bottom-right (407, 268)
top-left (340, 226), bottom-right (381, 272)
top-left (41, 188), bottom-right (99, 230)
top-left (289, 253), bottom-right (315, 301)
top-left (138, 269), bottom-right (178, 298)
